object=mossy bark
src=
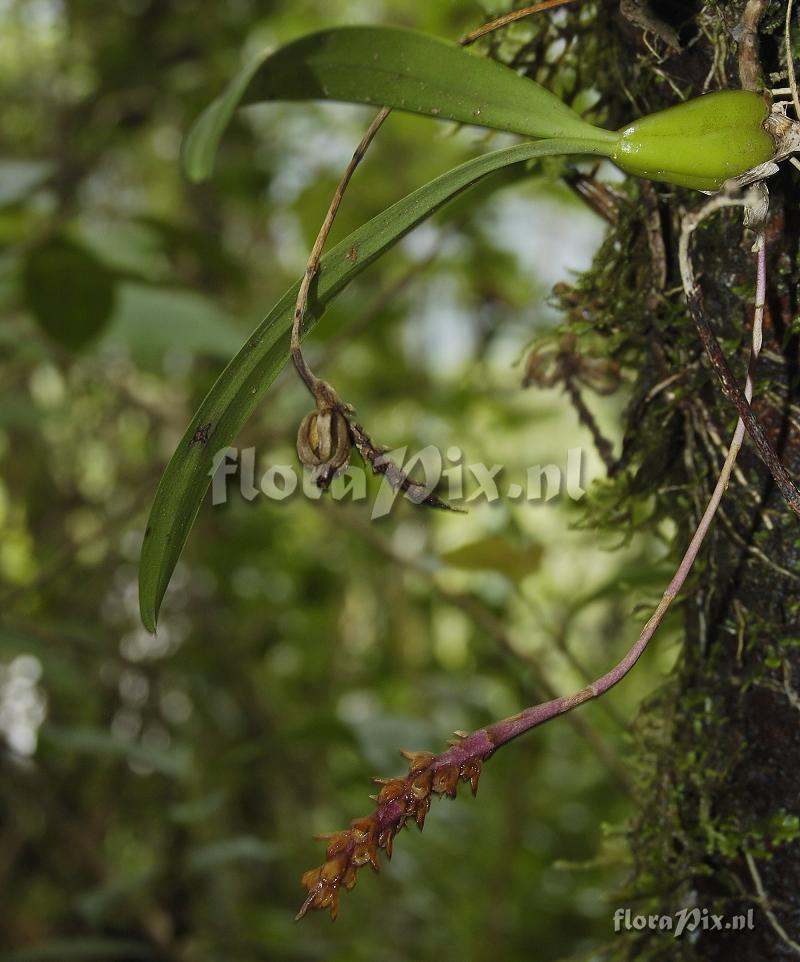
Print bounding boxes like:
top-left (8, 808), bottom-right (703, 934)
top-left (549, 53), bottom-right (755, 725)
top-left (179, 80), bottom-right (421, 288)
top-left (510, 1), bottom-right (800, 957)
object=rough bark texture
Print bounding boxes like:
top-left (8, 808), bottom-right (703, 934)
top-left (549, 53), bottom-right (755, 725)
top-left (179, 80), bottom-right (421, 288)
top-left (509, 1), bottom-right (800, 957)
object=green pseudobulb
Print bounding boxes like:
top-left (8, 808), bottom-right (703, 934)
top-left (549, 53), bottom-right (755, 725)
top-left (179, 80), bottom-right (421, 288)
top-left (611, 90), bottom-right (774, 190)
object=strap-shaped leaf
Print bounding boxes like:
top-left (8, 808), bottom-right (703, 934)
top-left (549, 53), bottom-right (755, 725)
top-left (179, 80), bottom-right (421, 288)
top-left (183, 26), bottom-right (615, 182)
top-left (140, 137), bottom-right (614, 631)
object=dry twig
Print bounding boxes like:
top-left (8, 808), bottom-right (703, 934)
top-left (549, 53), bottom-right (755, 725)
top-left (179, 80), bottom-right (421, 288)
top-left (679, 190), bottom-right (800, 518)
top-left (744, 850), bottom-right (800, 956)
top-left (290, 0), bottom-right (581, 508)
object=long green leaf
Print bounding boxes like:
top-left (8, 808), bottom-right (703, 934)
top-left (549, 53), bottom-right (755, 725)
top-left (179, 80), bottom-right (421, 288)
top-left (183, 26), bottom-right (616, 182)
top-left (140, 137), bottom-right (613, 631)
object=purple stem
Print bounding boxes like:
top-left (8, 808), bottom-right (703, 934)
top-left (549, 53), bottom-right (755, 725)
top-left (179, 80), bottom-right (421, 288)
top-left (472, 235), bottom-right (766, 755)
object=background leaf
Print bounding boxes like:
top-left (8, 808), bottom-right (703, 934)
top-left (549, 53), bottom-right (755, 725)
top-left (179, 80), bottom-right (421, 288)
top-left (0, 159), bottom-right (53, 206)
top-left (440, 534), bottom-right (543, 580)
top-left (22, 236), bottom-right (115, 350)
top-left (98, 283), bottom-right (244, 365)
top-left (186, 836), bottom-right (279, 873)
top-left (40, 725), bottom-right (192, 779)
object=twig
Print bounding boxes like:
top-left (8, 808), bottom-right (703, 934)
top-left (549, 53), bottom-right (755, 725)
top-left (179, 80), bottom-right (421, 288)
top-left (523, 333), bottom-right (620, 472)
top-left (738, 0), bottom-right (768, 91)
top-left (787, 0), bottom-right (800, 119)
top-left (288, 105), bottom-right (462, 506)
top-left (291, 2), bottom-right (582, 502)
top-left (679, 191), bottom-right (800, 518)
top-left (346, 419), bottom-right (460, 512)
top-left (640, 180), bottom-right (667, 298)
top-left (460, 0), bottom-right (576, 47)
top-left (562, 375), bottom-right (617, 472)
top-left (744, 850), bottom-right (800, 956)
top-left (291, 0), bottom-right (577, 404)
top-left (290, 106), bottom-right (391, 399)
top-left (565, 168), bottom-right (622, 225)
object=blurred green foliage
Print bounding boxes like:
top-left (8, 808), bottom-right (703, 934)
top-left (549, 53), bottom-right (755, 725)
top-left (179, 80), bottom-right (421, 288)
top-left (0, 1), bottom-right (680, 959)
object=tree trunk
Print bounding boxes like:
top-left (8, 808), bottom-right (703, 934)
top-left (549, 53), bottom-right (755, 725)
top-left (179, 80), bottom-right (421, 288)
top-left (517, 1), bottom-right (800, 956)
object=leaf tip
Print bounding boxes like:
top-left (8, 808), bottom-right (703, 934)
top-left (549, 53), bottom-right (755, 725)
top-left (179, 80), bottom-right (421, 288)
top-left (139, 601), bottom-right (159, 636)
top-left (180, 140), bottom-right (212, 184)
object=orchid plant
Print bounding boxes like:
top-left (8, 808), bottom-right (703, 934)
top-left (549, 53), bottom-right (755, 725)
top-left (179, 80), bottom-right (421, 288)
top-left (138, 5), bottom-right (800, 921)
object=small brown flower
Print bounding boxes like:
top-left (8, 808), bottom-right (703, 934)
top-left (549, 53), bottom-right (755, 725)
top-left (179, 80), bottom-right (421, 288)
top-left (461, 757), bottom-right (482, 796)
top-left (432, 765), bottom-right (459, 797)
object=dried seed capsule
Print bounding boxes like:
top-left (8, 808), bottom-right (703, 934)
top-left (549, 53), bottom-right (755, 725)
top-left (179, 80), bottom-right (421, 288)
top-left (611, 90), bottom-right (774, 191)
top-left (296, 406), bottom-right (352, 485)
